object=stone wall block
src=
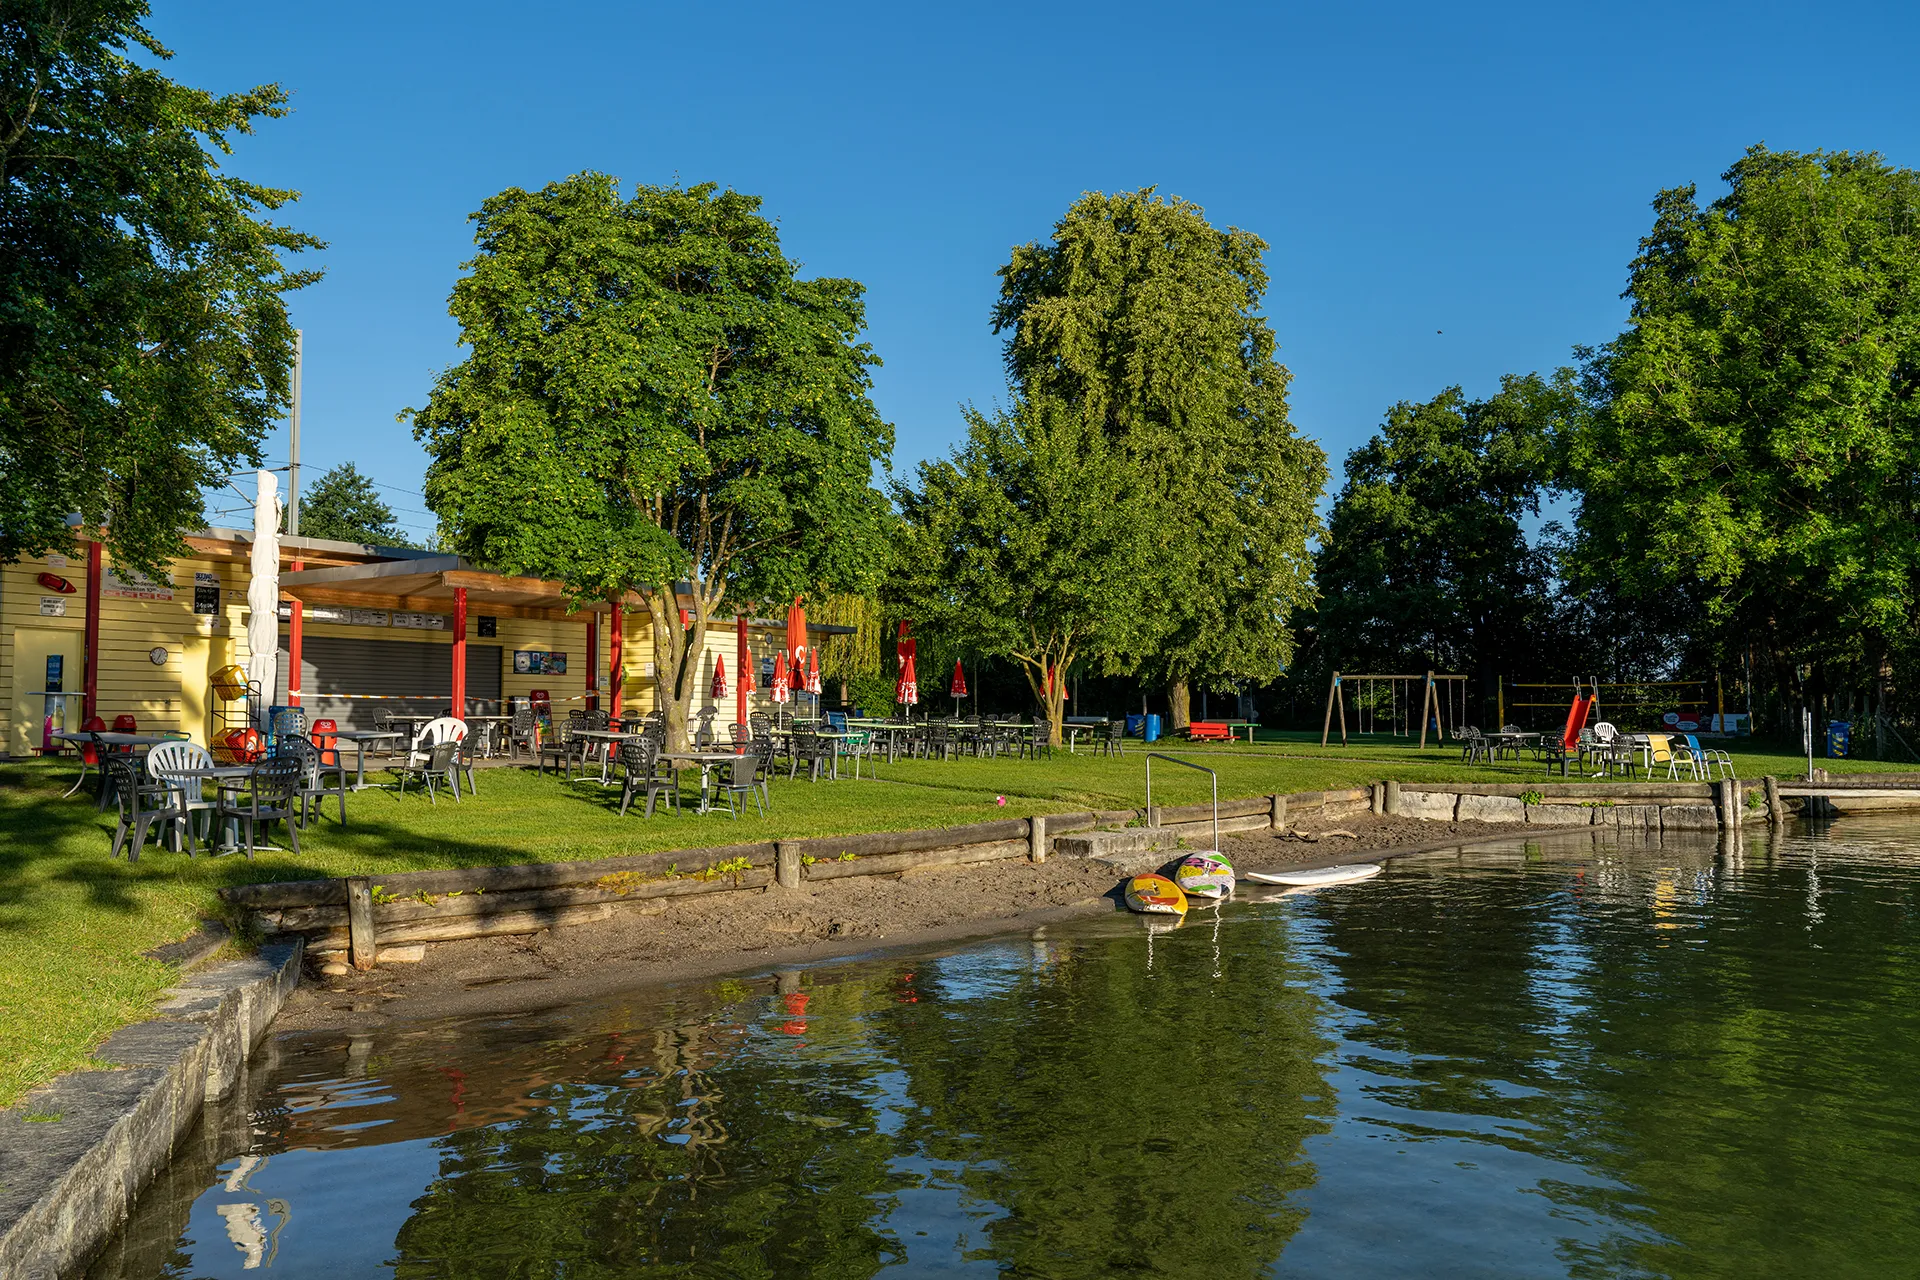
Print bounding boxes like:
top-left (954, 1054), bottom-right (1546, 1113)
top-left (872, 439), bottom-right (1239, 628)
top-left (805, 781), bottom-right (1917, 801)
top-left (1455, 794), bottom-right (1525, 823)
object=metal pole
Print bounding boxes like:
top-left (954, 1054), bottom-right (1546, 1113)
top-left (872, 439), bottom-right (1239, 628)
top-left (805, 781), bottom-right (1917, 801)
top-left (287, 328), bottom-right (302, 536)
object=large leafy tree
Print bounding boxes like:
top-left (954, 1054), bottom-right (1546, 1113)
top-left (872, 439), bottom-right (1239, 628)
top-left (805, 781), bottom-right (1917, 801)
top-left (1311, 374), bottom-right (1572, 716)
top-left (290, 462), bottom-right (409, 545)
top-left (993, 189), bottom-right (1325, 727)
top-left (0, 0), bottom-right (319, 572)
top-left (893, 398), bottom-right (1154, 744)
top-left (1567, 145), bottom-right (1920, 728)
top-left (412, 175), bottom-right (894, 750)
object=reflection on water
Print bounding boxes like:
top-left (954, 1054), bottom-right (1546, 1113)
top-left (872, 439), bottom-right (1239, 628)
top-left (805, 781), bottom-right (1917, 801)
top-left (90, 818), bottom-right (1920, 1279)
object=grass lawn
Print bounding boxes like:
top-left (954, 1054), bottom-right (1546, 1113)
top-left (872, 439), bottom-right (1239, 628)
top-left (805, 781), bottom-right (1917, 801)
top-left (2, 732), bottom-right (1907, 1108)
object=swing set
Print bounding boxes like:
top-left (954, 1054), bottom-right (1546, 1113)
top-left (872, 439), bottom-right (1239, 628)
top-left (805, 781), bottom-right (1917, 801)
top-left (1320, 670), bottom-right (1470, 748)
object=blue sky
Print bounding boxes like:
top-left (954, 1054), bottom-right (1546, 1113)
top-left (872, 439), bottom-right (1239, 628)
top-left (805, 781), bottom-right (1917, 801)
top-left (154, 0), bottom-right (1920, 543)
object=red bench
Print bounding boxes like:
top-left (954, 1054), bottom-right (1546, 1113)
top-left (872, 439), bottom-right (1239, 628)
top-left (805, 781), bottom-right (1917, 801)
top-left (1187, 721), bottom-right (1233, 741)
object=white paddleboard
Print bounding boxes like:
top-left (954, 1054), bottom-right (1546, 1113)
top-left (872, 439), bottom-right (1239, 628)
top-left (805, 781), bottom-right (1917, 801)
top-left (1243, 864), bottom-right (1382, 887)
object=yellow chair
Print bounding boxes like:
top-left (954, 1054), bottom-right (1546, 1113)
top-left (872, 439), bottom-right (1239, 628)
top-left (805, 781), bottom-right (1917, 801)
top-left (1644, 733), bottom-right (1674, 779)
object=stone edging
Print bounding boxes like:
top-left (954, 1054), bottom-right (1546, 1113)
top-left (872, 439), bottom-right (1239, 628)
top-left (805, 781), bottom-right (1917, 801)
top-left (0, 941), bottom-right (305, 1280)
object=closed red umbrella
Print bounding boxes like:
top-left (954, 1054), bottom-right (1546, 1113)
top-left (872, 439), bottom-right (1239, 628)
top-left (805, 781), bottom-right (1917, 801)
top-left (711, 654), bottom-right (728, 701)
top-left (896, 653), bottom-right (919, 708)
top-left (740, 653), bottom-right (756, 696)
top-left (771, 652), bottom-right (791, 704)
top-left (804, 646), bottom-right (823, 695)
top-left (949, 660), bottom-right (968, 698)
top-left (787, 598), bottom-right (809, 674)
top-left (896, 620), bottom-right (916, 665)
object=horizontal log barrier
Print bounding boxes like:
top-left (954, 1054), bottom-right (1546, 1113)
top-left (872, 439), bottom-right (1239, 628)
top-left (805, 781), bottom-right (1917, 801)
top-left (219, 841), bottom-right (778, 909)
top-left (784, 819), bottom-right (1030, 863)
top-left (803, 840), bottom-right (1031, 881)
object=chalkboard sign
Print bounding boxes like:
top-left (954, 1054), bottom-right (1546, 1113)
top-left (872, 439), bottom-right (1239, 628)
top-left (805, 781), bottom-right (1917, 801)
top-left (478, 615), bottom-right (498, 637)
top-left (193, 585), bottom-right (221, 614)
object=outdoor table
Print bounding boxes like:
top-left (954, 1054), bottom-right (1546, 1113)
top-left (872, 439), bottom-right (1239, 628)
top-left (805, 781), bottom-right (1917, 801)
top-left (848, 720), bottom-right (916, 763)
top-left (658, 751), bottom-right (745, 814)
top-left (1483, 731), bottom-right (1539, 761)
top-left (573, 729), bottom-right (645, 784)
top-left (51, 730), bottom-right (177, 802)
top-left (335, 729), bottom-right (404, 790)
top-left (155, 764), bottom-right (260, 854)
top-left (463, 714), bottom-right (512, 757)
top-left (1060, 721), bottom-right (1111, 754)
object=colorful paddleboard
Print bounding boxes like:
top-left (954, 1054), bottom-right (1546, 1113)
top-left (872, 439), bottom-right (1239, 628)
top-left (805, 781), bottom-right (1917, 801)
top-left (1125, 873), bottom-right (1188, 915)
top-left (1174, 852), bottom-right (1235, 899)
top-left (1243, 864), bottom-right (1382, 887)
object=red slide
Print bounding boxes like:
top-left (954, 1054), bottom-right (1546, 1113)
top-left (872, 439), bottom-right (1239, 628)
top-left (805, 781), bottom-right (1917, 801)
top-left (1561, 694), bottom-right (1593, 748)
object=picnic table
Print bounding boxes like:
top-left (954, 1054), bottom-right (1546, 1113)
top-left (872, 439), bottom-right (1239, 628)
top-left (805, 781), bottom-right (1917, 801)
top-left (1483, 730), bottom-right (1541, 760)
top-left (658, 750), bottom-right (745, 813)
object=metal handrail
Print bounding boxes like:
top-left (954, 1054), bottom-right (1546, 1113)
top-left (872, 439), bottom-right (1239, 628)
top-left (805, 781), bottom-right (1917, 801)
top-left (1144, 752), bottom-right (1218, 850)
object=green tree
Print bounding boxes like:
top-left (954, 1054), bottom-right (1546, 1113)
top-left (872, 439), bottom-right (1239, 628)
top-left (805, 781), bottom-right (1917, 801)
top-left (993, 189), bottom-right (1325, 728)
top-left (290, 462), bottom-right (407, 545)
top-left (411, 175), bottom-right (894, 751)
top-left (1567, 145), bottom-right (1920, 731)
top-left (1310, 374), bottom-right (1573, 717)
top-left (0, 0), bottom-right (320, 573)
top-left (893, 398), bottom-right (1154, 744)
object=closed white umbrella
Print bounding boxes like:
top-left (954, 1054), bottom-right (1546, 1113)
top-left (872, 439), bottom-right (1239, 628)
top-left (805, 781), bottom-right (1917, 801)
top-left (246, 469), bottom-right (280, 725)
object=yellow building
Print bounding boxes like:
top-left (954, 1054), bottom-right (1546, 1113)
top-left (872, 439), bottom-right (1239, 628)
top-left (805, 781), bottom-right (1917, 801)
top-left (1, 527), bottom-right (806, 758)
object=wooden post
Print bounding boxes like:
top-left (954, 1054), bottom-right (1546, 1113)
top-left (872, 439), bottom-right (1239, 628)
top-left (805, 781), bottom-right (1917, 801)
top-left (1029, 814), bottom-right (1047, 863)
top-left (1417, 671), bottom-right (1434, 749)
top-left (1384, 779), bottom-right (1401, 815)
top-left (450, 586), bottom-right (468, 717)
top-left (775, 840), bottom-right (801, 889)
top-left (1321, 672), bottom-right (1340, 747)
top-left (346, 876), bottom-right (376, 971)
top-left (1496, 674), bottom-right (1505, 729)
top-left (1763, 775), bottom-right (1783, 826)
top-left (1369, 782), bottom-right (1383, 815)
top-left (1270, 793), bottom-right (1286, 831)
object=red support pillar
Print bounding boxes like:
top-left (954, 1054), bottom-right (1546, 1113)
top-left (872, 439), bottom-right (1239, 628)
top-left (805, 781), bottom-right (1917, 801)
top-left (451, 587), bottom-right (468, 716)
top-left (735, 614), bottom-right (748, 731)
top-left (609, 601), bottom-right (624, 718)
top-left (586, 616), bottom-right (600, 712)
top-left (83, 540), bottom-right (102, 720)
top-left (287, 560), bottom-right (305, 706)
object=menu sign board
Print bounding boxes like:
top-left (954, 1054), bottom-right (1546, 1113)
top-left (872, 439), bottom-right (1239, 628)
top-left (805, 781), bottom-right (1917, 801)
top-left (103, 566), bottom-right (173, 601)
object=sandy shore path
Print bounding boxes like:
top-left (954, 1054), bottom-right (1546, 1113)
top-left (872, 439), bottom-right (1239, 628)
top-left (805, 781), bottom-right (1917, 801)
top-left (275, 811), bottom-right (1587, 1034)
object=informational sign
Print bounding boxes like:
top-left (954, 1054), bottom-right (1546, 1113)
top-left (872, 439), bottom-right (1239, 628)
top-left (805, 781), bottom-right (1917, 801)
top-left (45, 655), bottom-right (63, 692)
top-left (193, 585), bottom-right (221, 614)
top-left (760, 658), bottom-right (775, 678)
top-left (46, 554), bottom-right (68, 569)
top-left (477, 615), bottom-right (498, 637)
top-left (392, 612), bottom-right (449, 631)
top-left (103, 565), bottom-right (174, 601)
top-left (39, 596), bottom-right (67, 617)
top-left (298, 604), bottom-right (392, 627)
top-left (514, 650), bottom-right (568, 675)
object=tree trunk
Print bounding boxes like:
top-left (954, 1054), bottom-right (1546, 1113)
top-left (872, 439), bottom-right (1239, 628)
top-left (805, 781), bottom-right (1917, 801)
top-left (1168, 678), bottom-right (1191, 733)
top-left (645, 593), bottom-right (706, 754)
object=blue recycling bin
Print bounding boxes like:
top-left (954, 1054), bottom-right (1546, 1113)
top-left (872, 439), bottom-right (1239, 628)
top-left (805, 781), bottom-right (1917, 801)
top-left (1827, 721), bottom-right (1851, 759)
top-left (1125, 714), bottom-right (1144, 738)
top-left (1144, 713), bottom-right (1162, 743)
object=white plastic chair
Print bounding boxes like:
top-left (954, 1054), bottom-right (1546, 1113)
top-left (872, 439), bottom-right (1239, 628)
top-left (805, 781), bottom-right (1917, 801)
top-left (148, 740), bottom-right (216, 852)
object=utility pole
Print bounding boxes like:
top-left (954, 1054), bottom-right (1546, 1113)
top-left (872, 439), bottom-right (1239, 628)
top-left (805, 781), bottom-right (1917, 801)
top-left (287, 328), bottom-right (303, 536)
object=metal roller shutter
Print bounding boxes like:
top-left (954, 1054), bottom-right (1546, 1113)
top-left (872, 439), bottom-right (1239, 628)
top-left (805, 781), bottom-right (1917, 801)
top-left (275, 636), bottom-right (502, 730)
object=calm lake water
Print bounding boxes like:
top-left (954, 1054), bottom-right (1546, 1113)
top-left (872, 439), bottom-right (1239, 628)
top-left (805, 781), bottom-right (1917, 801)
top-left (90, 818), bottom-right (1920, 1280)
